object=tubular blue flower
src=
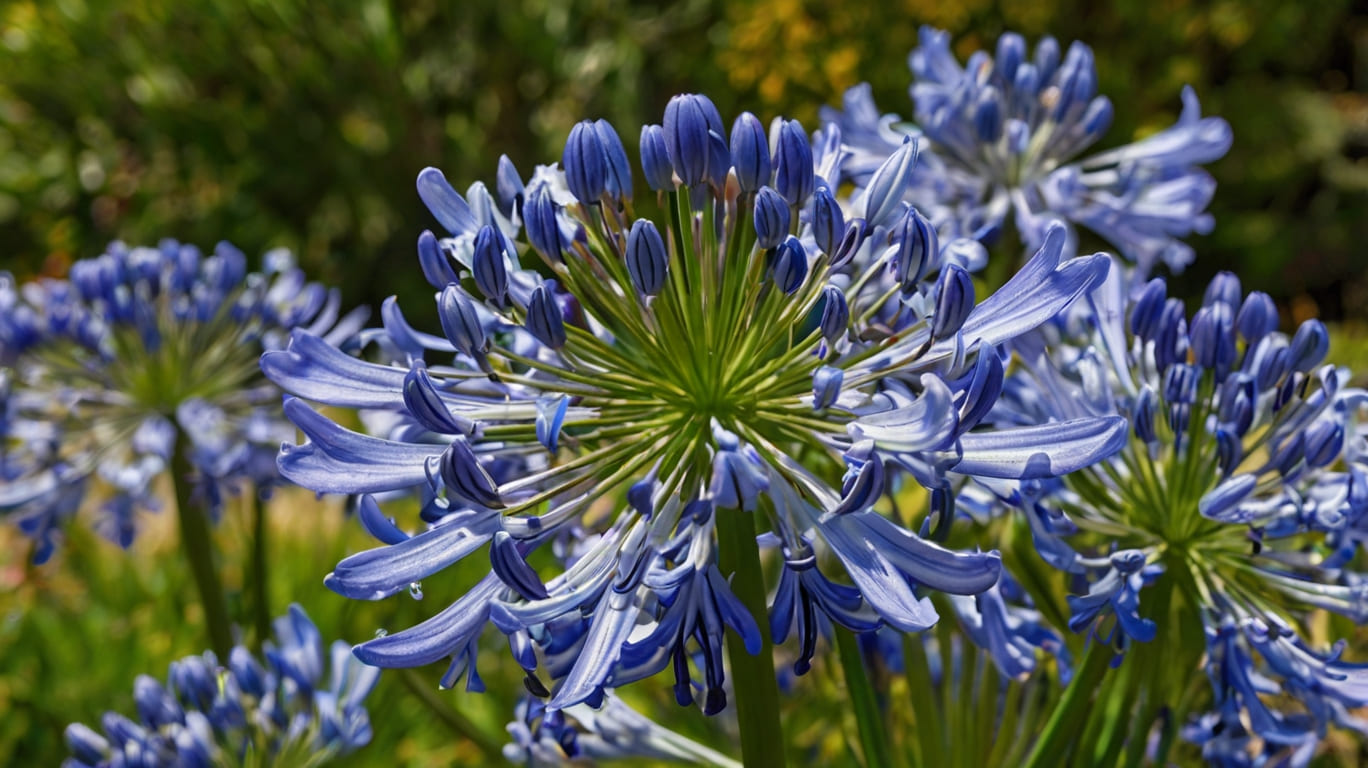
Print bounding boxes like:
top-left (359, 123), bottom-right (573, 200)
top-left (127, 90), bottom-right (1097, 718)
top-left (64, 604), bottom-right (378, 767)
top-left (0, 243), bottom-right (364, 561)
top-left (268, 96), bottom-right (1125, 716)
top-left (730, 112), bottom-right (771, 194)
top-left (821, 27), bottom-right (1232, 279)
top-left (773, 119), bottom-right (815, 206)
top-left (991, 261), bottom-right (1368, 754)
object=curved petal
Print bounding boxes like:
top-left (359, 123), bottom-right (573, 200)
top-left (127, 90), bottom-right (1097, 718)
top-left (353, 573), bottom-right (502, 666)
top-left (326, 510), bottom-right (499, 600)
top-left (954, 416), bottom-right (1127, 479)
top-left (277, 398), bottom-right (443, 492)
top-left (262, 331), bottom-right (409, 408)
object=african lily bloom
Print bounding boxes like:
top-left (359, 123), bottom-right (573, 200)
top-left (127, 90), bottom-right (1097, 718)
top-left (263, 92), bottom-right (1126, 720)
top-left (64, 605), bottom-right (378, 768)
top-left (0, 242), bottom-right (364, 562)
top-left (821, 27), bottom-right (1232, 279)
top-left (988, 263), bottom-right (1368, 765)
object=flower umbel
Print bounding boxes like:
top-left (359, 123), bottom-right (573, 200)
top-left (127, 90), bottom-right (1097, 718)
top-left (266, 93), bottom-right (1125, 718)
top-left (823, 27), bottom-right (1232, 278)
top-left (0, 242), bottom-right (364, 561)
top-left (64, 604), bottom-right (378, 768)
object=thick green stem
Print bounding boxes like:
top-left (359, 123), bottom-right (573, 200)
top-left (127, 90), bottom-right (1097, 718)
top-left (250, 491), bottom-right (271, 648)
top-left (715, 507), bottom-right (787, 768)
top-left (835, 627), bottom-right (895, 768)
top-left (170, 433), bottom-right (234, 659)
top-left (397, 669), bottom-right (506, 762)
top-left (1021, 640), bottom-right (1117, 768)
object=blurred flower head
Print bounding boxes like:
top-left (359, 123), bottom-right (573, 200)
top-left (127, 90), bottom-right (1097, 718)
top-left (64, 604), bottom-right (379, 768)
top-left (0, 241), bottom-right (364, 562)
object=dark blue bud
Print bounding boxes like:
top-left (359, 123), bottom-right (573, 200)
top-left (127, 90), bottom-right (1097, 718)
top-left (525, 281), bottom-right (566, 349)
top-left (213, 241), bottom-right (247, 290)
top-left (831, 217), bottom-right (868, 269)
top-left (563, 121), bottom-right (607, 205)
top-left (956, 345), bottom-right (1004, 430)
top-left (1288, 319), bottom-right (1329, 373)
top-left (417, 230), bottom-right (459, 289)
top-left (1133, 386), bottom-right (1158, 443)
top-left (594, 119), bottom-right (633, 201)
top-left (1154, 299), bottom-right (1189, 371)
top-left (932, 265), bottom-right (975, 340)
top-left (169, 656), bottom-right (217, 711)
top-left (1034, 36), bottom-right (1061, 82)
top-left (496, 155), bottom-right (524, 219)
top-left (1236, 292), bottom-right (1278, 342)
top-left (1270, 432), bottom-right (1306, 477)
top-left (1164, 363), bottom-right (1199, 405)
top-left (523, 185), bottom-right (564, 260)
top-left (1217, 374), bottom-right (1255, 436)
top-left (663, 94), bottom-right (723, 187)
top-left (818, 285), bottom-right (849, 344)
top-left (440, 436), bottom-right (503, 508)
top-left (774, 119), bottom-right (815, 206)
top-left (1304, 420), bottom-right (1344, 468)
top-left (626, 219), bottom-right (668, 295)
top-left (995, 32), bottom-right (1027, 82)
top-left (833, 441), bottom-right (883, 516)
top-left (490, 531), bottom-right (548, 600)
top-left (1013, 64), bottom-right (1041, 105)
top-left (1215, 429), bottom-right (1242, 475)
top-left (1245, 336), bottom-right (1290, 390)
top-left (753, 186), bottom-right (791, 249)
top-left (1203, 272), bottom-right (1242, 309)
top-left (771, 236), bottom-right (808, 295)
top-left (1190, 303), bottom-right (1235, 371)
top-left (1167, 403), bottom-right (1190, 437)
top-left (895, 208), bottom-right (936, 292)
top-left (974, 87), bottom-right (1003, 143)
top-left (1129, 279), bottom-right (1168, 340)
top-left (812, 366), bottom-right (843, 410)
top-left (1081, 97), bottom-right (1113, 138)
top-left (438, 285), bottom-right (490, 364)
top-left (100, 712), bottom-right (145, 749)
top-left (730, 112), bottom-right (771, 193)
top-left (1275, 371), bottom-right (1302, 413)
top-left (471, 225), bottom-right (509, 307)
top-left (133, 676), bottom-right (183, 729)
top-left (707, 129), bottom-right (731, 190)
top-left (404, 364), bottom-right (478, 435)
top-left (811, 186), bottom-right (846, 254)
top-left (65, 723), bottom-right (109, 763)
top-left (639, 124), bottom-right (675, 191)
top-left (628, 473), bottom-right (657, 519)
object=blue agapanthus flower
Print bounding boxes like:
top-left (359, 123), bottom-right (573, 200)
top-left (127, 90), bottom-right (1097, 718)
top-left (821, 27), bottom-right (1232, 279)
top-left (0, 243), bottom-right (364, 561)
top-left (989, 263), bottom-right (1368, 763)
top-left (264, 93), bottom-right (1126, 714)
top-left (64, 604), bottom-right (379, 768)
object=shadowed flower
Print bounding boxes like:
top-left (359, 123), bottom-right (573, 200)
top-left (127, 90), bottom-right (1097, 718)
top-left (0, 242), bottom-right (364, 562)
top-left (64, 604), bottom-right (378, 768)
top-left (821, 27), bottom-right (1232, 280)
top-left (265, 93), bottom-right (1126, 713)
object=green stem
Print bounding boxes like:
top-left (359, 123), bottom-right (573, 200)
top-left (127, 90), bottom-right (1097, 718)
top-left (715, 506), bottom-right (787, 768)
top-left (835, 627), bottom-right (895, 768)
top-left (397, 669), bottom-right (506, 762)
top-left (250, 490), bottom-right (271, 648)
top-left (170, 432), bottom-right (234, 659)
top-left (1021, 640), bottom-right (1117, 768)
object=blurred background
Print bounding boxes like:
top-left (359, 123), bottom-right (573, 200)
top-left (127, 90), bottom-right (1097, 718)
top-left (1, 0), bottom-right (1365, 324)
top-left (3, 1), bottom-right (1368, 764)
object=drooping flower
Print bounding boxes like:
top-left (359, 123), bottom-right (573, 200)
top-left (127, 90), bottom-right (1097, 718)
top-left (64, 604), bottom-right (379, 768)
top-left (990, 262), bottom-right (1368, 761)
top-left (0, 243), bottom-right (364, 562)
top-left (265, 93), bottom-right (1126, 713)
top-left (821, 27), bottom-right (1232, 279)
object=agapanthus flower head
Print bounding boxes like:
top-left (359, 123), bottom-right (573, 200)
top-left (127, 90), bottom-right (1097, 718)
top-left (65, 604), bottom-right (378, 768)
top-left (994, 262), bottom-right (1368, 760)
top-left (0, 241), bottom-right (364, 561)
top-left (822, 26), bottom-right (1232, 278)
top-left (265, 93), bottom-right (1127, 714)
